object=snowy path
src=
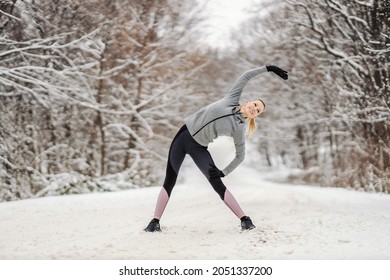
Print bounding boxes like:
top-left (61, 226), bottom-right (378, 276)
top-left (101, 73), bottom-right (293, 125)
top-left (1, 164), bottom-right (390, 260)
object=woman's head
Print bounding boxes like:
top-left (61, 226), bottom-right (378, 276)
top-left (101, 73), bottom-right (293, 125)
top-left (240, 99), bottom-right (266, 119)
top-left (240, 99), bottom-right (266, 137)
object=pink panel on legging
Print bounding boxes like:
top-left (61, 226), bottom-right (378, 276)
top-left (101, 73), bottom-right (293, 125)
top-left (223, 189), bottom-right (245, 218)
top-left (154, 188), bottom-right (169, 220)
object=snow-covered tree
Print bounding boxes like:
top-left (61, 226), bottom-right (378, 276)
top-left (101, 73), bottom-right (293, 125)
top-left (0, 14), bottom-right (104, 200)
top-left (0, 0), bottom-right (211, 201)
top-left (230, 0), bottom-right (389, 192)
top-left (287, 0), bottom-right (390, 192)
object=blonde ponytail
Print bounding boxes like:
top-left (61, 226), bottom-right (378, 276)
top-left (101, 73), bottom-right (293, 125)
top-left (247, 117), bottom-right (256, 138)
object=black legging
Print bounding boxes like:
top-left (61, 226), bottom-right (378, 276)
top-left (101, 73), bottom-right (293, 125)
top-left (163, 125), bottom-right (226, 199)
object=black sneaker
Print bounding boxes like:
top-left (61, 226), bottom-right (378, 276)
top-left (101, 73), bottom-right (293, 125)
top-left (144, 218), bottom-right (161, 232)
top-left (240, 216), bottom-right (256, 230)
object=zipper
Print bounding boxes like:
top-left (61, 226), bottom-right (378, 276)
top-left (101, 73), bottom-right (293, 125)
top-left (192, 113), bottom-right (235, 137)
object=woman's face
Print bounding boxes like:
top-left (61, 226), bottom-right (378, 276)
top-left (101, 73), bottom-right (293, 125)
top-left (241, 100), bottom-right (265, 119)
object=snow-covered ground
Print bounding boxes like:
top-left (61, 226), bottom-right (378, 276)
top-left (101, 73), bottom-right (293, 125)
top-left (1, 138), bottom-right (390, 260)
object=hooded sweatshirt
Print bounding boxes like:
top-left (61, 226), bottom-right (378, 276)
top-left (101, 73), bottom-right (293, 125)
top-left (185, 66), bottom-right (268, 175)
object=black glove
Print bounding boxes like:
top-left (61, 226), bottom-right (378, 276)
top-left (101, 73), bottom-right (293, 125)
top-left (266, 65), bottom-right (288, 80)
top-left (208, 165), bottom-right (225, 178)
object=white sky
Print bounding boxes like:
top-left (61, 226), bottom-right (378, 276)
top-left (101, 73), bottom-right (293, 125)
top-left (198, 0), bottom-right (261, 49)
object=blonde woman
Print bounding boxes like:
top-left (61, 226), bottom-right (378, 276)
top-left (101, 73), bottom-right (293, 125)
top-left (144, 65), bottom-right (288, 232)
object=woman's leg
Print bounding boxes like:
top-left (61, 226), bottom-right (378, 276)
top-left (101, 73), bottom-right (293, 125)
top-left (189, 143), bottom-right (245, 218)
top-left (223, 189), bottom-right (245, 218)
top-left (153, 126), bottom-right (187, 220)
top-left (153, 188), bottom-right (170, 220)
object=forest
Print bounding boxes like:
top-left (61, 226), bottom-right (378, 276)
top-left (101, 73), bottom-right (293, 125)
top-left (0, 0), bottom-right (389, 201)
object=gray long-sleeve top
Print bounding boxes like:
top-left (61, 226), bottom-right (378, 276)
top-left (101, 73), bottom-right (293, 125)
top-left (185, 66), bottom-right (268, 175)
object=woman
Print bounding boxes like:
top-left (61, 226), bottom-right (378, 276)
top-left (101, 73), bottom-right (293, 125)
top-left (144, 65), bottom-right (288, 232)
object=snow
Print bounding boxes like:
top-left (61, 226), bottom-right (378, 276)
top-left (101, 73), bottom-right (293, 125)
top-left (1, 138), bottom-right (390, 260)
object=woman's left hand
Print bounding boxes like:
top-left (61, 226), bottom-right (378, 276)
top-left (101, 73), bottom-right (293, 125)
top-left (208, 165), bottom-right (225, 178)
top-left (266, 65), bottom-right (289, 80)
